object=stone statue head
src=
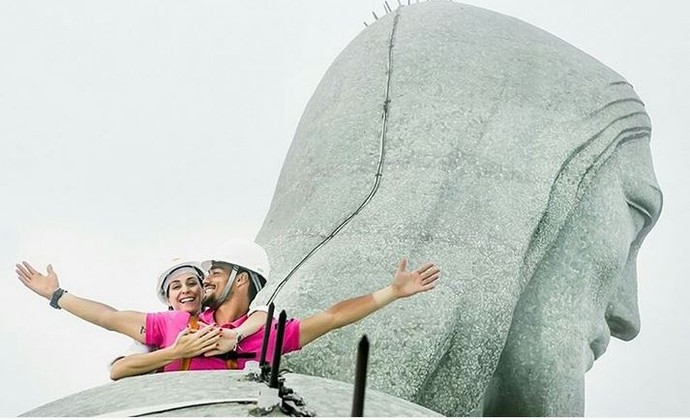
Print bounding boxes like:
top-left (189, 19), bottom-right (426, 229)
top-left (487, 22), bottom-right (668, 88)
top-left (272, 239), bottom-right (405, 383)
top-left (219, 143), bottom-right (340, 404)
top-left (254, 2), bottom-right (662, 416)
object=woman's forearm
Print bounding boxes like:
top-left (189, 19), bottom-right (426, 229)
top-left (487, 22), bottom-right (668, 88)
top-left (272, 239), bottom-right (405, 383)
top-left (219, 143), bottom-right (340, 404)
top-left (15, 262), bottom-right (147, 342)
top-left (57, 293), bottom-right (147, 342)
top-left (110, 347), bottom-right (179, 380)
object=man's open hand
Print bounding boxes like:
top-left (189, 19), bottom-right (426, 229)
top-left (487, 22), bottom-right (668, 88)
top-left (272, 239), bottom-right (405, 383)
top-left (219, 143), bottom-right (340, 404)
top-left (391, 259), bottom-right (440, 299)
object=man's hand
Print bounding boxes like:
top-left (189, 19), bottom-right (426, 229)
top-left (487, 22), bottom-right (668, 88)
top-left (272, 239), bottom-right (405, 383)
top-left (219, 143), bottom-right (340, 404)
top-left (16, 261), bottom-right (59, 300)
top-left (170, 324), bottom-right (221, 359)
top-left (390, 259), bottom-right (440, 299)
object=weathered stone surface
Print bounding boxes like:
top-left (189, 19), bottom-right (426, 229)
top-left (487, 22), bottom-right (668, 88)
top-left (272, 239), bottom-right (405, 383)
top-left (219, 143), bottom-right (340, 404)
top-left (254, 1), bottom-right (661, 416)
top-left (21, 371), bottom-right (442, 417)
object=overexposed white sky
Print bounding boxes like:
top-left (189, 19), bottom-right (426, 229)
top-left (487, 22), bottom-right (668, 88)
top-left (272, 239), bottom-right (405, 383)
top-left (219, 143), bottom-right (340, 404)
top-left (1, 0), bottom-right (688, 416)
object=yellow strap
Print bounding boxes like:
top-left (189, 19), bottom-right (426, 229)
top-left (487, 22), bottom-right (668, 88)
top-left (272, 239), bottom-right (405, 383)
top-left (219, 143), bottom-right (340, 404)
top-left (179, 317), bottom-right (238, 370)
top-left (179, 316), bottom-right (199, 371)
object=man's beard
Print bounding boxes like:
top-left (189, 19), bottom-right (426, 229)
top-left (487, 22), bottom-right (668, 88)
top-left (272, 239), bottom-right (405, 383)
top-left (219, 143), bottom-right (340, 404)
top-left (203, 287), bottom-right (232, 309)
top-left (203, 294), bottom-right (218, 308)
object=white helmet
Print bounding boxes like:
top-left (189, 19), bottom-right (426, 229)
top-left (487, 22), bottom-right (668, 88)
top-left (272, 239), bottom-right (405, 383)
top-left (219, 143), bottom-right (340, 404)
top-left (200, 240), bottom-right (271, 308)
top-left (200, 240), bottom-right (271, 281)
top-left (155, 258), bottom-right (205, 305)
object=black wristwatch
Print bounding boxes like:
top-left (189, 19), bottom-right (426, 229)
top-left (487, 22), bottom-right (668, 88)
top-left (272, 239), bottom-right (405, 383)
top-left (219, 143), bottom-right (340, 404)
top-left (50, 288), bottom-right (67, 309)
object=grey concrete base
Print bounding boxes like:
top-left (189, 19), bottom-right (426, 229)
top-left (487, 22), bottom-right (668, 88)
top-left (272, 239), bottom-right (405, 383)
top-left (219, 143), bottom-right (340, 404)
top-left (21, 370), bottom-right (442, 417)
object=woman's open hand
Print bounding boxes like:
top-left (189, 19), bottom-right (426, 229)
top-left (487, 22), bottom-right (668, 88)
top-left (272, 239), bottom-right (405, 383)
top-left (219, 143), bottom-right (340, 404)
top-left (171, 324), bottom-right (221, 359)
top-left (15, 261), bottom-right (59, 300)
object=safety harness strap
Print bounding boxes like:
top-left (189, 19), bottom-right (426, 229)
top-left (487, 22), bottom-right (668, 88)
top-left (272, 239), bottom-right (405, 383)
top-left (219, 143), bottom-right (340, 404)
top-left (226, 357), bottom-right (238, 369)
top-left (179, 316), bottom-right (257, 370)
top-left (179, 316), bottom-right (200, 371)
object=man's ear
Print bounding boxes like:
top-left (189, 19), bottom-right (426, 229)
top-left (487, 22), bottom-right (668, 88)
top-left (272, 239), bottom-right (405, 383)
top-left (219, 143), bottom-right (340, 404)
top-left (236, 272), bottom-right (249, 286)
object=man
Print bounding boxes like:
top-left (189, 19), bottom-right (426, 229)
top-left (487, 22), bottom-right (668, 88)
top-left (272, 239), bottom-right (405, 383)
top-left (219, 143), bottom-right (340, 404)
top-left (15, 241), bottom-right (440, 370)
top-left (192, 241), bottom-right (439, 365)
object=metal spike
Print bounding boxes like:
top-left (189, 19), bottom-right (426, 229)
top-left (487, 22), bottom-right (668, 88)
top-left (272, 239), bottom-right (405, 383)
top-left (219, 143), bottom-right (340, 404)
top-left (258, 302), bottom-right (275, 378)
top-left (351, 336), bottom-right (370, 417)
top-left (397, 0), bottom-right (402, 6)
top-left (384, 1), bottom-right (392, 13)
top-left (372, 11), bottom-right (378, 20)
top-left (363, 21), bottom-right (368, 27)
top-left (269, 310), bottom-right (287, 389)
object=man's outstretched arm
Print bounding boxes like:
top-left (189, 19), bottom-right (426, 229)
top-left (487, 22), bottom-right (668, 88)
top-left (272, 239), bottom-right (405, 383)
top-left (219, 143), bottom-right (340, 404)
top-left (16, 261), bottom-right (147, 342)
top-left (298, 258), bottom-right (440, 347)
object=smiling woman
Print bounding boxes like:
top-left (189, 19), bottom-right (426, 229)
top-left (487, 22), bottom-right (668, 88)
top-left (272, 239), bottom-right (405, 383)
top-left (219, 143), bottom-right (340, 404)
top-left (155, 262), bottom-right (206, 311)
top-left (109, 261), bottom-right (214, 380)
top-left (167, 275), bottom-right (203, 310)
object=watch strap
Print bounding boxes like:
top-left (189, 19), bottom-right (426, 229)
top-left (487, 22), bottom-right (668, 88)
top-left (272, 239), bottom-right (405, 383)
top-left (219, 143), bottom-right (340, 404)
top-left (50, 288), bottom-right (67, 309)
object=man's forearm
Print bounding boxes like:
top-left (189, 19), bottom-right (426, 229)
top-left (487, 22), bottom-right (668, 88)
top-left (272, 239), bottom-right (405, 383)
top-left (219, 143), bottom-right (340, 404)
top-left (235, 311), bottom-right (268, 338)
top-left (110, 347), bottom-right (178, 380)
top-left (300, 286), bottom-right (400, 347)
top-left (298, 259), bottom-right (439, 348)
top-left (330, 286), bottom-right (398, 329)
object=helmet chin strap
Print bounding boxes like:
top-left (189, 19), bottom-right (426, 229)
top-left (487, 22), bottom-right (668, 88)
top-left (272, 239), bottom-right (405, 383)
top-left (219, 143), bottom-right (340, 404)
top-left (217, 266), bottom-right (238, 307)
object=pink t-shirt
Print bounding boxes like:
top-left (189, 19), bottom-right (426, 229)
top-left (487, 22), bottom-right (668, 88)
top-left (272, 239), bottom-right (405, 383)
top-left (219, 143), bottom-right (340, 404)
top-left (145, 310), bottom-right (302, 371)
top-left (199, 308), bottom-right (302, 369)
top-left (145, 311), bottom-right (227, 371)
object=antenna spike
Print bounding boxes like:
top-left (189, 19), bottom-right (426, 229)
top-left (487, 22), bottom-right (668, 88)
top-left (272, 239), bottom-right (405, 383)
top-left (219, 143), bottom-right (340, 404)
top-left (351, 335), bottom-right (370, 417)
top-left (258, 302), bottom-right (275, 380)
top-left (269, 310), bottom-right (287, 389)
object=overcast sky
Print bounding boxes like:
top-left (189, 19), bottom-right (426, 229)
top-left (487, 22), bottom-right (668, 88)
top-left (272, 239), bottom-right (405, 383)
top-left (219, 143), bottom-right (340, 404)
top-left (1, 0), bottom-right (688, 416)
